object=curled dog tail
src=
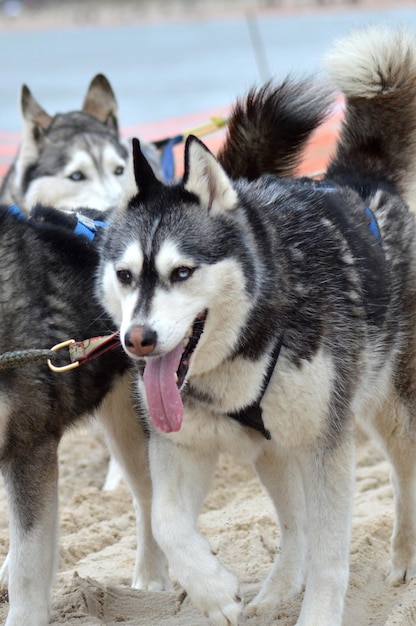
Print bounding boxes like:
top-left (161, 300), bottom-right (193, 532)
top-left (325, 27), bottom-right (416, 205)
top-left (217, 78), bottom-right (335, 180)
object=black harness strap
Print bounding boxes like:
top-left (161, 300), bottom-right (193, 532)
top-left (225, 192), bottom-right (383, 441)
top-left (227, 332), bottom-right (284, 440)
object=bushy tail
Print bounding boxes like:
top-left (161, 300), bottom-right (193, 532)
top-left (325, 26), bottom-right (416, 205)
top-left (217, 78), bottom-right (335, 180)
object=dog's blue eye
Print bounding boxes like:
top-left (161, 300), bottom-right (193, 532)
top-left (116, 269), bottom-right (133, 285)
top-left (68, 171), bottom-right (85, 182)
top-left (114, 166), bottom-right (124, 176)
top-left (170, 267), bottom-right (195, 283)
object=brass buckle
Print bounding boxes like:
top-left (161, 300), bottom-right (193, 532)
top-left (47, 339), bottom-right (79, 373)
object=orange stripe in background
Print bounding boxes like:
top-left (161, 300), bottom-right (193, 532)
top-left (0, 101), bottom-right (343, 183)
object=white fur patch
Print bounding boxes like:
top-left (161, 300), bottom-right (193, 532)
top-left (100, 243), bottom-right (143, 327)
top-left (116, 241), bottom-right (144, 278)
top-left (154, 240), bottom-right (195, 283)
top-left (325, 26), bottom-right (416, 98)
top-left (24, 143), bottom-right (126, 212)
top-left (184, 138), bottom-right (238, 214)
top-left (149, 243), bottom-right (251, 366)
top-left (262, 348), bottom-right (334, 447)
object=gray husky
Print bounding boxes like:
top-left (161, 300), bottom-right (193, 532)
top-left (98, 27), bottom-right (416, 626)
top-left (0, 73), bottom-right (161, 213)
top-left (0, 73), bottom-right (163, 493)
top-left (0, 70), bottom-right (328, 625)
top-left (0, 208), bottom-right (173, 626)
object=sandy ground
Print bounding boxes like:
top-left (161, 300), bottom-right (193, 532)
top-left (0, 422), bottom-right (415, 625)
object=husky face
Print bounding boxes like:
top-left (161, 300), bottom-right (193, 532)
top-left (21, 128), bottom-right (127, 212)
top-left (99, 138), bottom-right (256, 432)
top-left (0, 74), bottom-right (129, 213)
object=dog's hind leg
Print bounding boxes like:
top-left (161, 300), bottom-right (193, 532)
top-left (296, 430), bottom-right (355, 626)
top-left (246, 446), bottom-right (307, 617)
top-left (102, 455), bottom-right (123, 491)
top-left (387, 437), bottom-right (416, 585)
top-left (363, 399), bottom-right (416, 585)
top-left (96, 373), bottom-right (171, 591)
top-left (1, 434), bottom-right (59, 626)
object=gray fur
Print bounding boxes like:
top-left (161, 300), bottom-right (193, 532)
top-left (98, 27), bottom-right (416, 626)
top-left (0, 210), bottom-right (170, 626)
top-left (0, 66), bottom-right (331, 626)
top-left (0, 74), bottom-right (162, 213)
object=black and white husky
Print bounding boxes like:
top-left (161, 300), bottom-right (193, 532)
top-left (98, 27), bottom-right (416, 625)
top-left (0, 64), bottom-right (328, 624)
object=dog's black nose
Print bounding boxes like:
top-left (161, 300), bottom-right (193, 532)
top-left (124, 325), bottom-right (157, 356)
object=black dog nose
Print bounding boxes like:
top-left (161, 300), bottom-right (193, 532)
top-left (124, 325), bottom-right (157, 356)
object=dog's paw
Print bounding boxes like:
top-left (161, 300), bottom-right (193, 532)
top-left (188, 567), bottom-right (242, 626)
top-left (132, 549), bottom-right (172, 592)
top-left (386, 548), bottom-right (416, 586)
top-left (245, 560), bottom-right (304, 618)
top-left (386, 563), bottom-right (416, 586)
top-left (131, 567), bottom-right (173, 591)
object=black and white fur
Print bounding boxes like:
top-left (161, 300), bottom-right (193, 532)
top-left (0, 73), bottom-right (164, 494)
top-left (0, 211), bottom-right (171, 626)
top-left (98, 27), bottom-right (416, 626)
top-left (0, 72), bottom-right (330, 625)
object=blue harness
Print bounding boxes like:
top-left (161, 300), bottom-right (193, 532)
top-left (72, 213), bottom-right (107, 241)
top-left (317, 185), bottom-right (382, 244)
top-left (7, 204), bottom-right (107, 242)
top-left (365, 206), bottom-right (382, 241)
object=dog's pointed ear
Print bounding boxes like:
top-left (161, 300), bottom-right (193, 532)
top-left (120, 138), bottom-right (160, 207)
top-left (132, 137), bottom-right (160, 194)
top-left (183, 135), bottom-right (237, 214)
top-left (17, 85), bottom-right (53, 180)
top-left (21, 84), bottom-right (52, 135)
top-left (82, 73), bottom-right (119, 135)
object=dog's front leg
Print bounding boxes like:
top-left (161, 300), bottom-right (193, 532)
top-left (149, 433), bottom-right (242, 626)
top-left (2, 435), bottom-right (60, 626)
top-left (96, 373), bottom-right (170, 591)
top-left (295, 431), bottom-right (355, 626)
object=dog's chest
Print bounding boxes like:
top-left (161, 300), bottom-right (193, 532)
top-left (180, 345), bottom-right (335, 449)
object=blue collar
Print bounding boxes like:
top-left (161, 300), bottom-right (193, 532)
top-left (72, 213), bottom-right (108, 241)
top-left (7, 204), bottom-right (107, 242)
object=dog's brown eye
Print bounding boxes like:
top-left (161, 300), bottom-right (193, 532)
top-left (170, 267), bottom-right (195, 283)
top-left (114, 166), bottom-right (124, 176)
top-left (68, 171), bottom-right (85, 182)
top-left (116, 269), bottom-right (133, 285)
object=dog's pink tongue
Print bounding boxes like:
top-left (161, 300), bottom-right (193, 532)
top-left (142, 342), bottom-right (184, 433)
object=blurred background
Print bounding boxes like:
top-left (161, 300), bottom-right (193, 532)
top-left (0, 0), bottom-right (415, 162)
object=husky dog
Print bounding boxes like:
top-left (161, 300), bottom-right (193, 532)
top-left (0, 74), bottom-right (161, 213)
top-left (0, 73), bottom-right (163, 493)
top-left (0, 75), bottom-right (328, 626)
top-left (98, 26), bottom-right (416, 626)
top-left (0, 208), bottom-right (172, 626)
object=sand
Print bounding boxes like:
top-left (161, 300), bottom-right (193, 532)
top-left (0, 421), bottom-right (415, 625)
